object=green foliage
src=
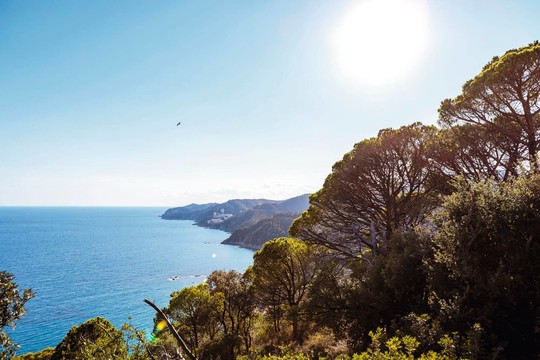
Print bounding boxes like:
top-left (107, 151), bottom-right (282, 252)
top-left (167, 283), bottom-right (218, 356)
top-left (238, 351), bottom-right (310, 360)
top-left (13, 348), bottom-right (53, 360)
top-left (352, 328), bottom-right (458, 360)
top-left (144, 329), bottom-right (181, 360)
top-left (152, 270), bottom-right (255, 359)
top-left (428, 124), bottom-right (522, 186)
top-left (49, 317), bottom-right (128, 360)
top-left (0, 271), bottom-right (35, 360)
top-left (343, 232), bottom-right (429, 349)
top-left (439, 41), bottom-right (540, 171)
top-left (251, 238), bottom-right (323, 343)
top-left (426, 176), bottom-right (540, 357)
top-left (207, 269), bottom-right (255, 358)
top-left (121, 321), bottom-right (151, 360)
top-left (303, 258), bottom-right (350, 338)
top-left (299, 328), bottom-right (348, 359)
top-left (148, 283), bottom-right (217, 359)
top-left (290, 123), bottom-right (439, 259)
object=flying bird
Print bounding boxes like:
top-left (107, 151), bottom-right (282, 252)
top-left (177, 122), bottom-right (181, 126)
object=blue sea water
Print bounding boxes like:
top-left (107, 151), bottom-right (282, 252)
top-left (0, 207), bottom-right (254, 355)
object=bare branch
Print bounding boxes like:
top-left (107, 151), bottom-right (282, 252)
top-left (144, 298), bottom-right (196, 360)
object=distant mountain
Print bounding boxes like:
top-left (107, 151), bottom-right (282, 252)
top-left (215, 207), bottom-right (276, 233)
top-left (160, 203), bottom-right (217, 220)
top-left (215, 194), bottom-right (310, 233)
top-left (222, 212), bottom-right (300, 250)
top-left (161, 199), bottom-right (272, 221)
top-left (194, 199), bottom-right (277, 227)
top-left (161, 194), bottom-right (310, 250)
top-left (269, 194), bottom-right (310, 212)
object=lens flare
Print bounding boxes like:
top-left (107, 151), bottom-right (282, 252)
top-left (147, 319), bottom-right (168, 343)
top-left (156, 320), bottom-right (167, 331)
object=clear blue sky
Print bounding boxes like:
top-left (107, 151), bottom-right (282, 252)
top-left (1, 0), bottom-right (539, 206)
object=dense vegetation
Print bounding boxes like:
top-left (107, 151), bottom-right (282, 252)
top-left (2, 42), bottom-right (540, 359)
top-left (0, 272), bottom-right (34, 360)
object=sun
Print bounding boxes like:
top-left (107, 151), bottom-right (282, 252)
top-left (333, 0), bottom-right (430, 88)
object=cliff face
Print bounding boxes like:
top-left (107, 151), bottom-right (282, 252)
top-left (161, 194), bottom-right (310, 250)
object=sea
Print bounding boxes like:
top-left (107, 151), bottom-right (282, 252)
top-left (0, 207), bottom-right (254, 355)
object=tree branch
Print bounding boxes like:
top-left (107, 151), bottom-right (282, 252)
top-left (144, 298), bottom-right (196, 360)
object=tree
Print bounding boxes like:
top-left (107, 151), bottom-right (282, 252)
top-left (144, 298), bottom-right (196, 360)
top-left (425, 176), bottom-right (540, 358)
top-left (339, 231), bottom-right (430, 350)
top-left (429, 123), bottom-right (523, 186)
top-left (439, 41), bottom-right (540, 172)
top-left (155, 273), bottom-right (255, 360)
top-left (290, 123), bottom-right (438, 259)
top-left (49, 317), bottom-right (128, 360)
top-left (12, 347), bottom-right (54, 360)
top-left (250, 238), bottom-right (322, 343)
top-left (166, 284), bottom-right (219, 358)
top-left (303, 259), bottom-right (350, 339)
top-left (351, 327), bottom-right (465, 360)
top-left (206, 270), bottom-right (255, 357)
top-left (0, 271), bottom-right (34, 360)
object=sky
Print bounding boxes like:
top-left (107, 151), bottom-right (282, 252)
top-left (1, 0), bottom-right (539, 206)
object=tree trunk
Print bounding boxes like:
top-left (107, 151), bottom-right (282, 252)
top-left (529, 139), bottom-right (538, 173)
top-left (290, 305), bottom-right (300, 343)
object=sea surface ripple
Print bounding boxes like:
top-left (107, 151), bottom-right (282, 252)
top-left (0, 207), bottom-right (254, 354)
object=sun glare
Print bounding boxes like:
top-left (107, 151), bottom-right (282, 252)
top-left (333, 0), bottom-right (430, 88)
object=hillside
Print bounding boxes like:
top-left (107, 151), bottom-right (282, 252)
top-left (161, 199), bottom-right (273, 221)
top-left (215, 194), bottom-right (310, 233)
top-left (161, 194), bottom-right (310, 249)
top-left (222, 212), bottom-right (300, 250)
top-left (160, 203), bottom-right (217, 220)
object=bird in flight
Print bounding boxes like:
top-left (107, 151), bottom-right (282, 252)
top-left (177, 122), bottom-right (181, 126)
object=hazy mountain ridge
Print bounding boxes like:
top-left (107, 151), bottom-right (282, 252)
top-left (194, 199), bottom-right (278, 228)
top-left (160, 203), bottom-right (218, 220)
top-left (161, 194), bottom-right (310, 250)
top-left (161, 199), bottom-right (271, 221)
